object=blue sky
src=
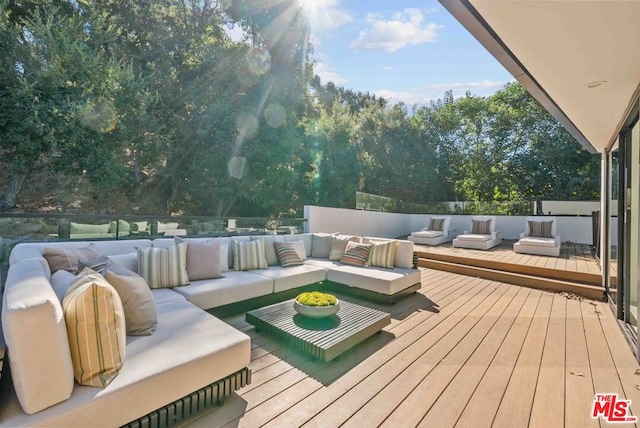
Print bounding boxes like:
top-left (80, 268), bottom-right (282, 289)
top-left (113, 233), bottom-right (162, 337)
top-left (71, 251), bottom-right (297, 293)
top-left (299, 0), bottom-right (514, 105)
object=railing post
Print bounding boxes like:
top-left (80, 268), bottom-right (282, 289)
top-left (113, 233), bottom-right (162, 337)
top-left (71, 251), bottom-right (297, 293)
top-left (58, 218), bottom-right (70, 239)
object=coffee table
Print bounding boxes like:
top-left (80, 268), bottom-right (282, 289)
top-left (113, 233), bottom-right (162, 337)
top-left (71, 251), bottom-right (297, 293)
top-left (246, 299), bottom-right (391, 362)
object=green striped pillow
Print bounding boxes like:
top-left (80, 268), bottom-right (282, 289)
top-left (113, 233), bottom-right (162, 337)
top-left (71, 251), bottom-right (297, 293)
top-left (233, 239), bottom-right (268, 271)
top-left (63, 268), bottom-right (126, 387)
top-left (137, 243), bottom-right (189, 288)
top-left (368, 240), bottom-right (398, 269)
top-left (340, 242), bottom-right (371, 267)
top-left (274, 242), bottom-right (304, 267)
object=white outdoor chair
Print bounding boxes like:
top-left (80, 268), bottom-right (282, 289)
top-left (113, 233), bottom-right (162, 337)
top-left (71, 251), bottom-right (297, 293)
top-left (513, 216), bottom-right (561, 257)
top-left (452, 215), bottom-right (502, 250)
top-left (408, 216), bottom-right (455, 246)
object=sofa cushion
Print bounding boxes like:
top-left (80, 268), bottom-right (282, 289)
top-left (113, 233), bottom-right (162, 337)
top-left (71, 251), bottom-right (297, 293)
top-left (137, 243), bottom-right (189, 288)
top-left (274, 241), bottom-right (304, 267)
top-left (329, 235), bottom-right (359, 261)
top-left (108, 252), bottom-right (138, 272)
top-left (171, 271), bottom-right (273, 309)
top-left (2, 259), bottom-right (74, 414)
top-left (233, 239), bottom-right (268, 271)
top-left (151, 288), bottom-right (187, 305)
top-left (175, 237), bottom-right (223, 281)
top-left (327, 265), bottom-right (421, 296)
top-left (63, 269), bottom-right (126, 387)
top-left (518, 236), bottom-right (556, 247)
top-left (250, 264), bottom-right (327, 293)
top-left (311, 233), bottom-right (335, 258)
top-left (0, 298), bottom-right (251, 428)
top-left (368, 240), bottom-right (398, 269)
top-left (304, 258), bottom-right (342, 269)
top-left (340, 242), bottom-right (371, 267)
top-left (77, 255), bottom-right (111, 274)
top-left (411, 230), bottom-right (444, 238)
top-left (104, 264), bottom-right (158, 336)
top-left (43, 243), bottom-right (103, 274)
top-left (250, 235), bottom-right (282, 266)
top-left (51, 269), bottom-right (77, 301)
top-left (10, 240), bottom-right (153, 266)
top-left (456, 234), bottom-right (492, 242)
top-left (284, 233), bottom-right (312, 257)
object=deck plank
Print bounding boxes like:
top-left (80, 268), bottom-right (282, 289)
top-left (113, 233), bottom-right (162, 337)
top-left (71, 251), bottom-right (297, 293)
top-left (178, 268), bottom-right (637, 428)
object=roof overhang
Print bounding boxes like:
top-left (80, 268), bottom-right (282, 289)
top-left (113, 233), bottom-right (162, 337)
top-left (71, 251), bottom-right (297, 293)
top-left (440, 0), bottom-right (640, 154)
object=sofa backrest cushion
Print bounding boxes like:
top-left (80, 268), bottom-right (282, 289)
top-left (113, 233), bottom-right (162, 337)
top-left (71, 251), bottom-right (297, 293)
top-left (108, 252), bottom-right (138, 272)
top-left (10, 239), bottom-right (153, 266)
top-left (51, 269), bottom-right (77, 301)
top-left (284, 233), bottom-right (312, 258)
top-left (2, 259), bottom-right (74, 414)
top-left (250, 235), bottom-right (285, 266)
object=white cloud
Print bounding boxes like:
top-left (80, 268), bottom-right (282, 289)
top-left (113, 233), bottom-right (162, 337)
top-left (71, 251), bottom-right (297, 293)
top-left (373, 80), bottom-right (514, 105)
top-left (350, 8), bottom-right (443, 53)
top-left (299, 0), bottom-right (353, 33)
top-left (314, 62), bottom-right (348, 85)
top-left (382, 66), bottom-right (395, 71)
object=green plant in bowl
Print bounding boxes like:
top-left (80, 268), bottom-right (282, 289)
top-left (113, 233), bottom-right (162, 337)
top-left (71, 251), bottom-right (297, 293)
top-left (294, 292), bottom-right (340, 318)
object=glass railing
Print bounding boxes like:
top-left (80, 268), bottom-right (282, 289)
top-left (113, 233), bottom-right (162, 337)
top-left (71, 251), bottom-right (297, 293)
top-left (0, 214), bottom-right (307, 266)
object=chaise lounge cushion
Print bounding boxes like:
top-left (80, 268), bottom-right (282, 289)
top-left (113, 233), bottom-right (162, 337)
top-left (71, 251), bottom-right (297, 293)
top-left (171, 270), bottom-right (273, 310)
top-left (517, 236), bottom-right (556, 247)
top-left (411, 230), bottom-right (444, 238)
top-left (327, 265), bottom-right (421, 296)
top-left (455, 234), bottom-right (491, 242)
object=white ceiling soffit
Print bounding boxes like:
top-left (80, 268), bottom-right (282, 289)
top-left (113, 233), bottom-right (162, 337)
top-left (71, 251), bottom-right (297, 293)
top-left (440, 0), bottom-right (640, 154)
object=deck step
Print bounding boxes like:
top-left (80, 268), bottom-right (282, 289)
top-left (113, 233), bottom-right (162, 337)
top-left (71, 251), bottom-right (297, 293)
top-left (418, 258), bottom-right (605, 301)
top-left (415, 249), bottom-right (601, 286)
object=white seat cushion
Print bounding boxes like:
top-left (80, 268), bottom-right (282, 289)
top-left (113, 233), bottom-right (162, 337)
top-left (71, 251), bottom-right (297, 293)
top-left (250, 264), bottom-right (327, 293)
top-left (518, 237), bottom-right (556, 247)
top-left (411, 230), bottom-right (444, 238)
top-left (304, 259), bottom-right (342, 269)
top-left (327, 265), bottom-right (420, 296)
top-left (456, 234), bottom-right (491, 242)
top-left (171, 270), bottom-right (273, 309)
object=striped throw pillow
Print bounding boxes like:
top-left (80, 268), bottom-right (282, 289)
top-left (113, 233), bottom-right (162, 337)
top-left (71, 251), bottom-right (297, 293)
top-left (233, 239), bottom-right (268, 271)
top-left (274, 242), bottom-right (304, 267)
top-left (137, 243), bottom-right (189, 288)
top-left (369, 240), bottom-right (398, 269)
top-left (529, 221), bottom-right (553, 238)
top-left (471, 219), bottom-right (492, 235)
top-left (340, 242), bottom-right (371, 267)
top-left (77, 255), bottom-right (111, 274)
top-left (428, 218), bottom-right (445, 231)
top-left (62, 268), bottom-right (126, 387)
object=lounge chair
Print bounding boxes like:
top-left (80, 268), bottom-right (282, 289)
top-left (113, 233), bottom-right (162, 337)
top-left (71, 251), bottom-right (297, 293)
top-left (408, 216), bottom-right (455, 245)
top-left (452, 215), bottom-right (502, 250)
top-left (513, 216), bottom-right (561, 257)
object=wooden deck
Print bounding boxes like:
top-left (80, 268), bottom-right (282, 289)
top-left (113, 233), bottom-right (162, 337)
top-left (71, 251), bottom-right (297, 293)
top-left (180, 268), bottom-right (640, 428)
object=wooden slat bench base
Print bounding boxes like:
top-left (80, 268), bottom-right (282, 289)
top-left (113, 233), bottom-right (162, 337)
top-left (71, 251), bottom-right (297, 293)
top-left (122, 367), bottom-right (251, 428)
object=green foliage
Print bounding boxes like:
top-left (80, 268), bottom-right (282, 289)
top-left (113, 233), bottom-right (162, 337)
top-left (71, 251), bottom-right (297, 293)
top-left (0, 2), bottom-right (599, 216)
top-left (296, 291), bottom-right (337, 307)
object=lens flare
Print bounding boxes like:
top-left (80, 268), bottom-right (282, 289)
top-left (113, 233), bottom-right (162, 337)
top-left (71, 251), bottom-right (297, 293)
top-left (228, 156), bottom-right (249, 179)
top-left (264, 103), bottom-right (286, 128)
top-left (236, 111), bottom-right (259, 140)
top-left (247, 46), bottom-right (271, 76)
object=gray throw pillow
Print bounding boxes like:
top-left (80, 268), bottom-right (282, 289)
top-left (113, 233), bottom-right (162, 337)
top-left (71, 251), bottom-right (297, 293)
top-left (175, 237), bottom-right (224, 280)
top-left (104, 262), bottom-right (158, 336)
top-left (311, 233), bottom-right (335, 258)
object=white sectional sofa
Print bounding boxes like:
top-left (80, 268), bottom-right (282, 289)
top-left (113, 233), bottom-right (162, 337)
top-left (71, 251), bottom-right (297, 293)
top-left (0, 233), bottom-right (420, 427)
